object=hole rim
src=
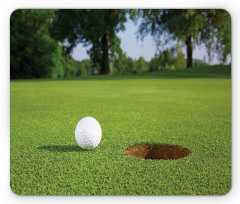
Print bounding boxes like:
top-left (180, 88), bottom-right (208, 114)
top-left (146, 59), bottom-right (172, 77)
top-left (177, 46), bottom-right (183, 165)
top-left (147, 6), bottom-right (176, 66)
top-left (125, 143), bottom-right (192, 160)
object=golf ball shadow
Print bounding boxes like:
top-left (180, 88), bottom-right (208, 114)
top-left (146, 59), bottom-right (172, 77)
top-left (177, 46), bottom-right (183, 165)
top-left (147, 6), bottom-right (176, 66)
top-left (37, 145), bottom-right (87, 152)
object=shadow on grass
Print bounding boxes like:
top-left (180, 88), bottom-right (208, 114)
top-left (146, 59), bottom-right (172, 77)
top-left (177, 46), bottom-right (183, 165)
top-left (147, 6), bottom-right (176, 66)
top-left (11, 65), bottom-right (231, 82)
top-left (37, 145), bottom-right (85, 152)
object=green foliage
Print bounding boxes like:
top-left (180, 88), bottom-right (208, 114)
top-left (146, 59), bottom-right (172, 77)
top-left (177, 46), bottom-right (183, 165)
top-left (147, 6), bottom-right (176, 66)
top-left (199, 9), bottom-right (231, 62)
top-left (61, 55), bottom-right (91, 78)
top-left (149, 45), bottom-right (186, 71)
top-left (149, 57), bottom-right (160, 71)
top-left (111, 53), bottom-right (137, 75)
top-left (51, 9), bottom-right (127, 74)
top-left (136, 9), bottom-right (231, 64)
top-left (60, 55), bottom-right (77, 78)
top-left (193, 59), bottom-right (208, 68)
top-left (174, 44), bottom-right (187, 69)
top-left (158, 49), bottom-right (175, 70)
top-left (193, 60), bottom-right (201, 68)
top-left (136, 57), bottom-right (149, 73)
top-left (80, 60), bottom-right (93, 76)
top-left (10, 65), bottom-right (231, 195)
top-left (111, 44), bottom-right (185, 74)
top-left (111, 54), bottom-right (150, 75)
top-left (166, 9), bottom-right (231, 63)
top-left (10, 9), bottom-right (63, 78)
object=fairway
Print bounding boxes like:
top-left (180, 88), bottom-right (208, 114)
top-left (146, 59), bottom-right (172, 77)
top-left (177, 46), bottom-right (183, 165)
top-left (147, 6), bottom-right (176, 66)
top-left (10, 66), bottom-right (231, 195)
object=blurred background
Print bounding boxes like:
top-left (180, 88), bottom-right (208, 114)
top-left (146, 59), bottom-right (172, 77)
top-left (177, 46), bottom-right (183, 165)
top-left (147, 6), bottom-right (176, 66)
top-left (10, 9), bottom-right (231, 79)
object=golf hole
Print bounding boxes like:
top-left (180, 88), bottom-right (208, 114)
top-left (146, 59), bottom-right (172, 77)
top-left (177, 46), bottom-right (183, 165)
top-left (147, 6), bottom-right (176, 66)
top-left (125, 144), bottom-right (191, 160)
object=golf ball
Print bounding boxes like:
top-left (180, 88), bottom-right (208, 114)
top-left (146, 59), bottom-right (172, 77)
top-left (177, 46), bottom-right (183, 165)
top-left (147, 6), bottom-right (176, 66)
top-left (75, 117), bottom-right (102, 150)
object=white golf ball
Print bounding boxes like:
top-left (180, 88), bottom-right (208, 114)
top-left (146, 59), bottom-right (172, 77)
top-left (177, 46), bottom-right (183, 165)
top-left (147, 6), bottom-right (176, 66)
top-left (75, 117), bottom-right (102, 150)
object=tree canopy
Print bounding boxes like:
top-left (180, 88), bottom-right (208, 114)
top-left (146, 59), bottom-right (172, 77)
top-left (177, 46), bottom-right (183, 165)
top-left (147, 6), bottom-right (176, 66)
top-left (51, 9), bottom-right (127, 74)
top-left (10, 9), bottom-right (63, 78)
top-left (135, 9), bottom-right (231, 67)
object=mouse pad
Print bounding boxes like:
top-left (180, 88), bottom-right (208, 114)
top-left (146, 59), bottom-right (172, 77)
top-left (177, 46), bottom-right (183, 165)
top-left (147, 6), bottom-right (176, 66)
top-left (10, 9), bottom-right (231, 195)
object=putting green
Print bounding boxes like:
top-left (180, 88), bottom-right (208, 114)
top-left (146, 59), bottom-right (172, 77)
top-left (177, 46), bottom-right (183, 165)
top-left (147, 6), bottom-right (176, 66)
top-left (10, 65), bottom-right (231, 195)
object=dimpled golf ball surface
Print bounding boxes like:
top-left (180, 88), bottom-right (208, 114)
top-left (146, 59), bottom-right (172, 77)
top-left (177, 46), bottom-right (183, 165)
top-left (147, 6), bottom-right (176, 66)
top-left (75, 117), bottom-right (102, 150)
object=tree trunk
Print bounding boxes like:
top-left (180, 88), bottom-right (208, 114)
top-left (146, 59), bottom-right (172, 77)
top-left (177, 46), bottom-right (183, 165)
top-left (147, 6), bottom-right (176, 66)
top-left (101, 32), bottom-right (110, 74)
top-left (185, 36), bottom-right (193, 68)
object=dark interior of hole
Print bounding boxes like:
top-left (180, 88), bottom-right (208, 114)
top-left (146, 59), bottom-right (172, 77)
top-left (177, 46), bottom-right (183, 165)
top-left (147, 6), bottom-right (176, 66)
top-left (125, 144), bottom-right (191, 160)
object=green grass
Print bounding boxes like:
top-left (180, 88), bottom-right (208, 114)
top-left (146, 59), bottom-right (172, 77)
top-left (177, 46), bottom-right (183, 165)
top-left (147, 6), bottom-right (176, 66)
top-left (10, 65), bottom-right (231, 195)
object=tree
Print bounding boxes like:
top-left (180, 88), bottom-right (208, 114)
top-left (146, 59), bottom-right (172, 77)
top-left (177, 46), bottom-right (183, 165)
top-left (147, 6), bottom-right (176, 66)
top-left (149, 45), bottom-right (186, 70)
top-left (174, 44), bottom-right (186, 69)
top-left (111, 52), bottom-right (137, 74)
top-left (60, 54), bottom-right (91, 78)
top-left (149, 56), bottom-right (161, 71)
top-left (136, 57), bottom-right (149, 73)
top-left (51, 9), bottom-right (127, 74)
top-left (135, 9), bottom-right (231, 67)
top-left (10, 9), bottom-right (63, 78)
top-left (159, 48), bottom-right (175, 69)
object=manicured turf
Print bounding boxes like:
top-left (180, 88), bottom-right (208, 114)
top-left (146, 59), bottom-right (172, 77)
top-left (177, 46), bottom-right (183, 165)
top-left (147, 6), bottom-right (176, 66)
top-left (10, 65), bottom-right (231, 195)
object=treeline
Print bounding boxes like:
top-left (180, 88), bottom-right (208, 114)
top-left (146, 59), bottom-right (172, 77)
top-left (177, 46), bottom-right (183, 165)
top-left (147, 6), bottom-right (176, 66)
top-left (112, 46), bottom-right (188, 75)
top-left (10, 9), bottom-right (230, 79)
top-left (61, 47), bottom-right (207, 77)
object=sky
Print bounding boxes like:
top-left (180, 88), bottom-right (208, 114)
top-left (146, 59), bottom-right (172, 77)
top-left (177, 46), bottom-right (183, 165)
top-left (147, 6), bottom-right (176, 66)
top-left (71, 18), bottom-right (230, 65)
